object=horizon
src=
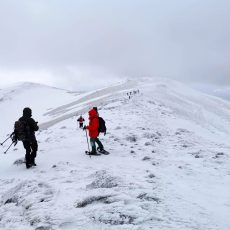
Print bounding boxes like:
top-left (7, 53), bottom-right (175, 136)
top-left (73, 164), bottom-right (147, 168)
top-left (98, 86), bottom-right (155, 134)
top-left (1, 77), bottom-right (230, 102)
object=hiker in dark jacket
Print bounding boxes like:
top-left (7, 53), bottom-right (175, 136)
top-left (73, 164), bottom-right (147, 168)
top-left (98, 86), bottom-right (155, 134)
top-left (19, 107), bottom-right (39, 168)
top-left (77, 115), bottom-right (85, 128)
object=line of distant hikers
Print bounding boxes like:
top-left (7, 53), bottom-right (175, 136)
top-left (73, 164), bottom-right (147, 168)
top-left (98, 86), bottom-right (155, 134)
top-left (1, 107), bottom-right (107, 169)
top-left (127, 89), bottom-right (140, 100)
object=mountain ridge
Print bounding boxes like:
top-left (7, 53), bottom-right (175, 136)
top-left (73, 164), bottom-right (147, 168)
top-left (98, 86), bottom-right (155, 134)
top-left (0, 78), bottom-right (229, 229)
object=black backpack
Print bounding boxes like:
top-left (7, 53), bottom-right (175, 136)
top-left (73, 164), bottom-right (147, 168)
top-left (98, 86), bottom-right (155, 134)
top-left (98, 117), bottom-right (107, 134)
top-left (14, 120), bottom-right (30, 141)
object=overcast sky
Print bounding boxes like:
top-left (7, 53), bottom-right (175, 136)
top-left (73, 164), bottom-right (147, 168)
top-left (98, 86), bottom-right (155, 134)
top-left (0, 0), bottom-right (230, 90)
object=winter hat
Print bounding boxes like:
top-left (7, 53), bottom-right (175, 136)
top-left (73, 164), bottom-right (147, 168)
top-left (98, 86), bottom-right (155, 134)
top-left (23, 107), bottom-right (32, 117)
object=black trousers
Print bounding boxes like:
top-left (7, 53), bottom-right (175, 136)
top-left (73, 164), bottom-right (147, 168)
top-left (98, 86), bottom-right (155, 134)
top-left (90, 137), bottom-right (104, 153)
top-left (23, 140), bottom-right (38, 164)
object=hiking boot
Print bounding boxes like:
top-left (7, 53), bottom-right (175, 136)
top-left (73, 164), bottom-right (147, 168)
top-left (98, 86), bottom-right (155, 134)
top-left (26, 162), bottom-right (32, 169)
top-left (31, 158), bottom-right (37, 166)
top-left (97, 147), bottom-right (104, 151)
top-left (97, 147), bottom-right (105, 153)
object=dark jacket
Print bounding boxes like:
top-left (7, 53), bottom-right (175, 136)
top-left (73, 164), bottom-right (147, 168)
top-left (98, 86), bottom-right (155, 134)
top-left (19, 115), bottom-right (39, 141)
top-left (77, 117), bottom-right (85, 123)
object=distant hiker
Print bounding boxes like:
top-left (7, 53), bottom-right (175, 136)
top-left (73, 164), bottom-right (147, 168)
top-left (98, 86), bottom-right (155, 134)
top-left (14, 107), bottom-right (39, 168)
top-left (83, 108), bottom-right (105, 155)
top-left (77, 115), bottom-right (85, 128)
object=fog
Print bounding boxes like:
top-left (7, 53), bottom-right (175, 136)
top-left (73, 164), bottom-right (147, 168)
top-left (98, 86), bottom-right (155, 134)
top-left (0, 0), bottom-right (230, 90)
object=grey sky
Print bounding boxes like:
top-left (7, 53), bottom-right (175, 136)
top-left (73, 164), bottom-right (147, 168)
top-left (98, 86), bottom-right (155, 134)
top-left (0, 0), bottom-right (230, 89)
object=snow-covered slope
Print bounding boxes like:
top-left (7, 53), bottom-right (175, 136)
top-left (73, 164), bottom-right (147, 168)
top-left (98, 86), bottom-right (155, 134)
top-left (213, 87), bottom-right (230, 101)
top-left (0, 82), bottom-right (80, 137)
top-left (0, 78), bottom-right (229, 230)
top-left (0, 80), bottom-right (136, 137)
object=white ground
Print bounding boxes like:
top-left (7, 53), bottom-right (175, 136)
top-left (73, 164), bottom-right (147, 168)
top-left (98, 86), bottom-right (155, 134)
top-left (0, 78), bottom-right (229, 230)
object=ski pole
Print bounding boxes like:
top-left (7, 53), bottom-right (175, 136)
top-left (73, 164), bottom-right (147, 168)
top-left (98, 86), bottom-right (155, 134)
top-left (0, 136), bottom-right (12, 146)
top-left (4, 141), bottom-right (14, 154)
top-left (85, 129), bottom-right (91, 158)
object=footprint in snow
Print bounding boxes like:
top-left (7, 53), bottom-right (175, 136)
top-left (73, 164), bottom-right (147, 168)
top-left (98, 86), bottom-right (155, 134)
top-left (142, 156), bottom-right (151, 161)
top-left (137, 193), bottom-right (161, 203)
top-left (75, 194), bottom-right (115, 208)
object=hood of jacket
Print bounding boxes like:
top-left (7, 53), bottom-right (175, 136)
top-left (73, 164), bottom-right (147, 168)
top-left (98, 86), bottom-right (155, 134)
top-left (88, 109), bottom-right (98, 119)
top-left (23, 107), bottom-right (32, 118)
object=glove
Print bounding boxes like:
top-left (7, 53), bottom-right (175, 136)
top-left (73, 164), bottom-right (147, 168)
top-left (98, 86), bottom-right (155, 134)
top-left (83, 126), bottom-right (87, 130)
top-left (13, 140), bottom-right (18, 146)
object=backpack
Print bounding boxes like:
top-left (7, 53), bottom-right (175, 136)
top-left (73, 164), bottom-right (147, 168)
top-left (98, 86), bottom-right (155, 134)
top-left (98, 117), bottom-right (107, 134)
top-left (14, 120), bottom-right (30, 141)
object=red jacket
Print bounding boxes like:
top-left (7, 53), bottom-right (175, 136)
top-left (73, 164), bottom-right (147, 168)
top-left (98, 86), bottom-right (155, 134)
top-left (86, 109), bottom-right (99, 138)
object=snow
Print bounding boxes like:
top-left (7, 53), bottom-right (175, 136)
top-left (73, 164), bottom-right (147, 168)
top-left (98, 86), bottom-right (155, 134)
top-left (0, 78), bottom-right (229, 230)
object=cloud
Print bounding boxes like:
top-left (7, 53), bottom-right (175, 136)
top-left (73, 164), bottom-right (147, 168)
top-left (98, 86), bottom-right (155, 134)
top-left (0, 65), bottom-right (123, 90)
top-left (0, 0), bottom-right (230, 88)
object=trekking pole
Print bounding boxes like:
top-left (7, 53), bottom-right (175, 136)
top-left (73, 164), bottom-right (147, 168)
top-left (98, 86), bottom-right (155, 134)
top-left (85, 129), bottom-right (91, 158)
top-left (3, 141), bottom-right (14, 154)
top-left (0, 135), bottom-right (12, 146)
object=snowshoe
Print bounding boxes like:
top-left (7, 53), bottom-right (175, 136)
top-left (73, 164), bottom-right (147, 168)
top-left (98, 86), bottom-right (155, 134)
top-left (85, 151), bottom-right (101, 156)
top-left (97, 148), bottom-right (110, 155)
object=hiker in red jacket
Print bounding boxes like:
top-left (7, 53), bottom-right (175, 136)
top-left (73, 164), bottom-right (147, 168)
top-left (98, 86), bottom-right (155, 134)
top-left (77, 115), bottom-right (85, 128)
top-left (83, 108), bottom-right (104, 155)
